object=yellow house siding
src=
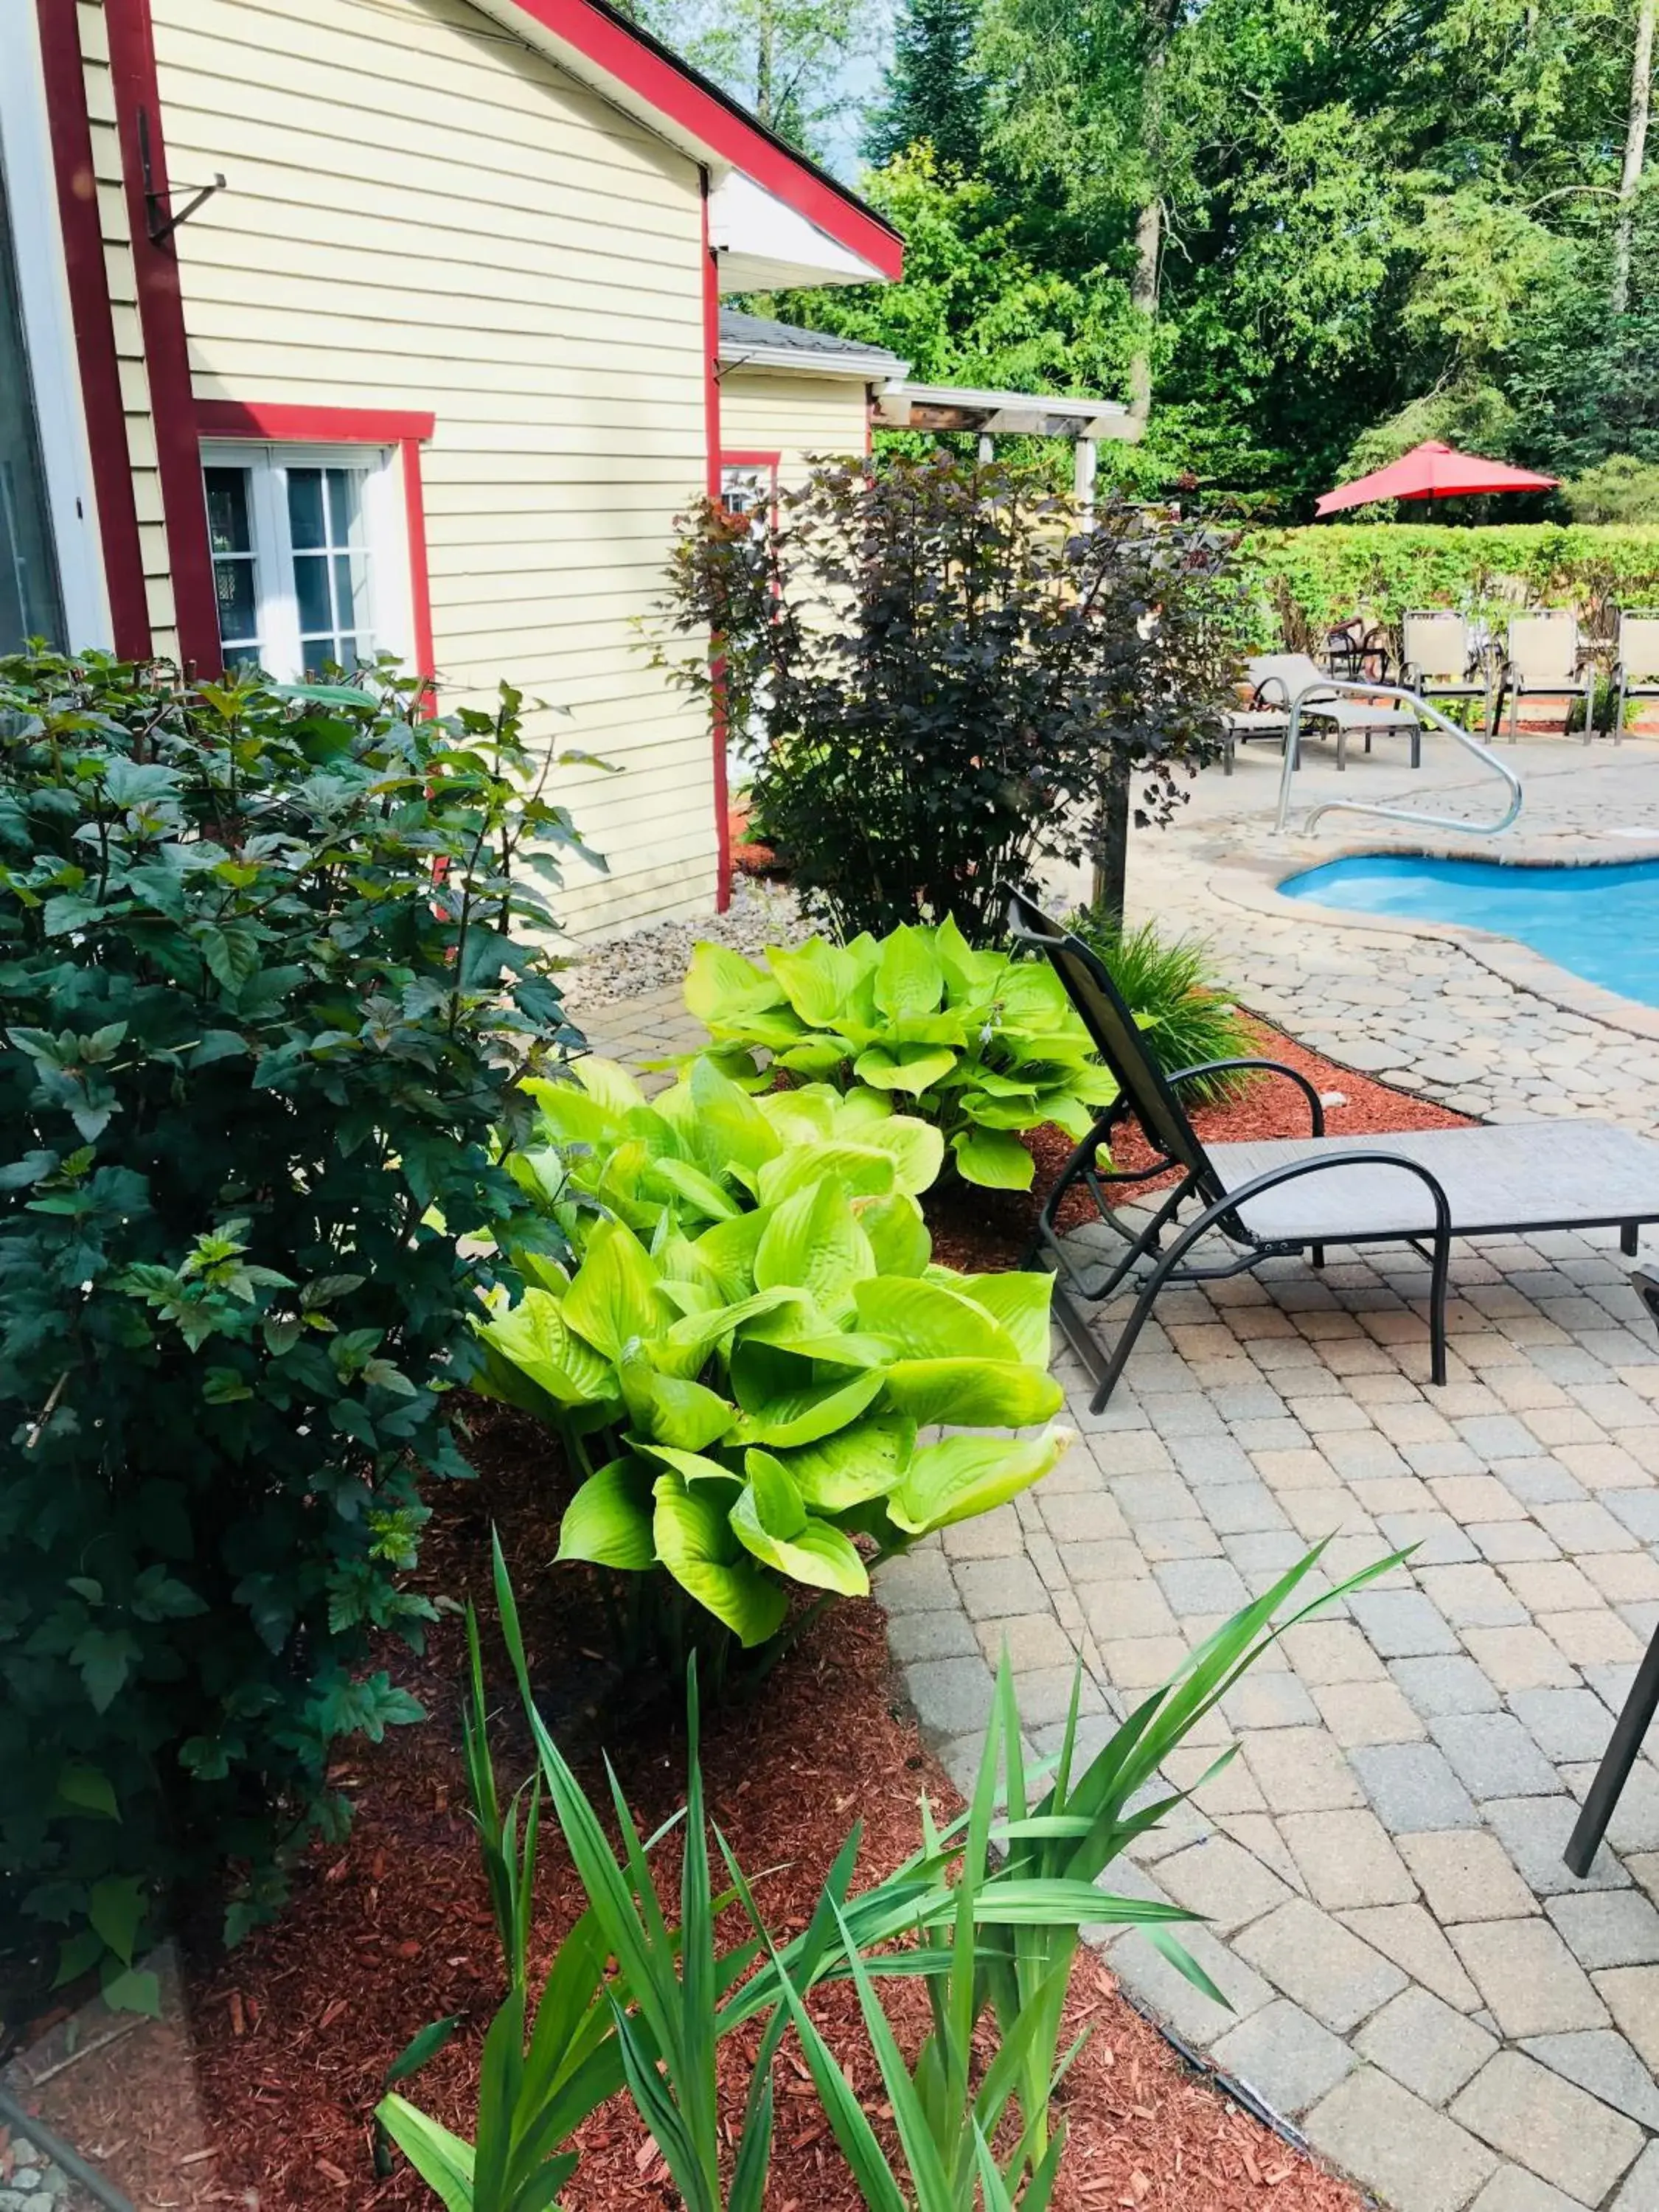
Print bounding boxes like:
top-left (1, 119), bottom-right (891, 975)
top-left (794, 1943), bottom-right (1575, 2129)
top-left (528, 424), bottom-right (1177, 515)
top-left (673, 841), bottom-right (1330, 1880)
top-left (719, 367), bottom-right (870, 483)
top-left (149, 0), bottom-right (717, 935)
top-left (77, 0), bottom-right (179, 656)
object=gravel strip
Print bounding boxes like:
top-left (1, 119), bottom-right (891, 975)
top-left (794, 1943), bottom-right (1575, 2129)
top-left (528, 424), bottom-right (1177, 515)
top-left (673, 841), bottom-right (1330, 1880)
top-left (563, 877), bottom-right (805, 1011)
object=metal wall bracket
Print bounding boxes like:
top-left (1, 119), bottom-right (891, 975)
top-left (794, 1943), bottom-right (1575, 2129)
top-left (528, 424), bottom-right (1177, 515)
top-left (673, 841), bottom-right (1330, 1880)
top-left (139, 106), bottom-right (225, 246)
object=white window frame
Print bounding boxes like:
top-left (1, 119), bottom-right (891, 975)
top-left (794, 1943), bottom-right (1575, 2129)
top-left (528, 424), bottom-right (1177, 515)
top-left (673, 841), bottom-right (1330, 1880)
top-left (199, 439), bottom-right (414, 681)
top-left (0, 0), bottom-right (111, 648)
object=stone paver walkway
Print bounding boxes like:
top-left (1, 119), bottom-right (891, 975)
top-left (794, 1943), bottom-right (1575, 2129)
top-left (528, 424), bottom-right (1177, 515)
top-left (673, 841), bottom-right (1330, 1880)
top-left (571, 737), bottom-right (1659, 2212)
top-left (886, 1235), bottom-right (1659, 2212)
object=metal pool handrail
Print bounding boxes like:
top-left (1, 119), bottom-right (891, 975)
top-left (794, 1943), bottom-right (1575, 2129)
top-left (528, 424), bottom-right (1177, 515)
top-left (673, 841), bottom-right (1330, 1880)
top-left (1270, 675), bottom-right (1524, 838)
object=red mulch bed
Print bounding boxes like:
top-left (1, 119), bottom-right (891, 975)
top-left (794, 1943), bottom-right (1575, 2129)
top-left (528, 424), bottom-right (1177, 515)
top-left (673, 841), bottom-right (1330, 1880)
top-left (13, 1013), bottom-right (1459, 2212)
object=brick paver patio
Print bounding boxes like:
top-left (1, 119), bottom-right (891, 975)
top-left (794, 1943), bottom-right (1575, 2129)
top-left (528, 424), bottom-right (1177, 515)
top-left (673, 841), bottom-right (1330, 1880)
top-left (571, 737), bottom-right (1659, 2211)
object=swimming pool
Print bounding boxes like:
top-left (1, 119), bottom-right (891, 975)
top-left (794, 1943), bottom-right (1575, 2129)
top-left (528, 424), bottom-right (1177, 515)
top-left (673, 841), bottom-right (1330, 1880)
top-left (1279, 854), bottom-right (1659, 1010)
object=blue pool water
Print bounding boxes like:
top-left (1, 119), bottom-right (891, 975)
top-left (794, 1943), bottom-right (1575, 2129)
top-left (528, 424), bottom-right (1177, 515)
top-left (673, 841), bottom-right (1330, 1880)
top-left (1279, 854), bottom-right (1659, 1009)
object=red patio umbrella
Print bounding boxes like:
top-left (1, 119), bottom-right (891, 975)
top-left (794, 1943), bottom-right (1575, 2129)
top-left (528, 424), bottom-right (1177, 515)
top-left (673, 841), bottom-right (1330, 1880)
top-left (1315, 439), bottom-right (1559, 517)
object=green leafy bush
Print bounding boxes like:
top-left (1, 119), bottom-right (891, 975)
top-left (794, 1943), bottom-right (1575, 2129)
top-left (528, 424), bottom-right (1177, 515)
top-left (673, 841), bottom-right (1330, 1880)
top-left (1065, 911), bottom-right (1256, 1101)
top-left (1240, 522), bottom-right (1659, 653)
top-left (1560, 456), bottom-right (1659, 525)
top-left (681, 921), bottom-right (1118, 1191)
top-left (473, 1051), bottom-right (1069, 1665)
top-left (651, 454), bottom-right (1241, 940)
top-left (0, 647), bottom-right (593, 2006)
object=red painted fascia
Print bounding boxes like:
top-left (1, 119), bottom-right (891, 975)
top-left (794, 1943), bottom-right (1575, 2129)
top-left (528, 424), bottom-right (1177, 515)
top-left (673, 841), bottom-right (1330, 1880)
top-left (510, 0), bottom-right (902, 281)
top-left (195, 401), bottom-right (437, 692)
top-left (702, 179), bottom-right (732, 914)
top-left (105, 0), bottom-right (220, 672)
top-left (195, 401), bottom-right (437, 445)
top-left (34, 0), bottom-right (150, 658)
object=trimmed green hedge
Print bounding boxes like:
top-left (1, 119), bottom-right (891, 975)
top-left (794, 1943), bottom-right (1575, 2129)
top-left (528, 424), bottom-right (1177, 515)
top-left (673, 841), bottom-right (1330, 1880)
top-left (1239, 524), bottom-right (1659, 650)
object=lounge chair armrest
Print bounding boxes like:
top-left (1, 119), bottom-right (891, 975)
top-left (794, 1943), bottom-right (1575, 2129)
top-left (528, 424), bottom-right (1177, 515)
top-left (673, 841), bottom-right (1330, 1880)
top-left (1166, 1056), bottom-right (1326, 1135)
top-left (1082, 1146), bottom-right (1457, 1410)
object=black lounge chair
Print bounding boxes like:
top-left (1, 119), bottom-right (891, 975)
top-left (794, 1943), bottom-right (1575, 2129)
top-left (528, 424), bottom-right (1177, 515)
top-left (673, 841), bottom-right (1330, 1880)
top-left (1004, 888), bottom-right (1659, 1412)
top-left (1565, 1266), bottom-right (1659, 1877)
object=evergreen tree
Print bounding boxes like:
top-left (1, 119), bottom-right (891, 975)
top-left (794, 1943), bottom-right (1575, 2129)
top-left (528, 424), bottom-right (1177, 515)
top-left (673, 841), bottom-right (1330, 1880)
top-left (864, 0), bottom-right (984, 172)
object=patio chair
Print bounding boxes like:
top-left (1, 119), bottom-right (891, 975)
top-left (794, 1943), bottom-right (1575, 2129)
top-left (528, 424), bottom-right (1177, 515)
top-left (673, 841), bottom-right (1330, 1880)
top-left (1003, 888), bottom-right (1659, 1413)
top-left (1402, 611), bottom-right (1495, 730)
top-left (1566, 1265), bottom-right (1659, 1877)
top-left (1610, 608), bottom-right (1659, 743)
top-left (1498, 610), bottom-right (1596, 742)
top-left (1324, 617), bottom-right (1391, 684)
top-left (1242, 653), bottom-right (1423, 770)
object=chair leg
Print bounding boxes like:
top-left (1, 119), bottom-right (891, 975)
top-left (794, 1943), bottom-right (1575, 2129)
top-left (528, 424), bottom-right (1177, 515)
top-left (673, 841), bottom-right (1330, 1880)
top-left (1623, 1222), bottom-right (1640, 1256)
top-left (1310, 1243), bottom-right (1326, 1269)
top-left (1566, 1622), bottom-right (1659, 1876)
top-left (1428, 1222), bottom-right (1450, 1388)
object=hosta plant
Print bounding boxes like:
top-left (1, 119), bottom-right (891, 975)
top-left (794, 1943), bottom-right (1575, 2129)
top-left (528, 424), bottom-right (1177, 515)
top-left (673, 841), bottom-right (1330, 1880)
top-left (509, 1048), bottom-right (945, 1250)
top-left (682, 919), bottom-right (1119, 1190)
top-left (473, 1083), bottom-right (1071, 1664)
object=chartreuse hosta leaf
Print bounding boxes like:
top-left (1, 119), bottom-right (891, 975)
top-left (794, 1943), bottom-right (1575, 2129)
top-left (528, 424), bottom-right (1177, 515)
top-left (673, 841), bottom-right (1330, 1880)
top-left (677, 917), bottom-right (1118, 1189)
top-left (517, 1049), bottom-right (944, 1242)
top-left (653, 1473), bottom-right (789, 1647)
top-left (477, 1084), bottom-right (1075, 1658)
top-left (731, 1451), bottom-right (869, 1596)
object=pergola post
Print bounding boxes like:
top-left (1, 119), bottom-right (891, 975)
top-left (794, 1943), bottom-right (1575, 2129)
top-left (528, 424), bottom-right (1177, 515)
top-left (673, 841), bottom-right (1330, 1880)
top-left (1074, 435), bottom-right (1097, 520)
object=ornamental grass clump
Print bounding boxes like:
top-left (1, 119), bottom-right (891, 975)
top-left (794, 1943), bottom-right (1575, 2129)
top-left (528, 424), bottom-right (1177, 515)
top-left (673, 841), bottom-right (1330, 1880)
top-left (473, 1050), bottom-right (1071, 1669)
top-left (0, 647), bottom-right (594, 2008)
top-left (681, 918), bottom-right (1118, 1190)
top-left (1065, 910), bottom-right (1256, 1101)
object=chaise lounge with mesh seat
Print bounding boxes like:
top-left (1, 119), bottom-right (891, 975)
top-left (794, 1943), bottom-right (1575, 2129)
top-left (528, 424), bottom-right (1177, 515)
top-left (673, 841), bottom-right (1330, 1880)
top-left (1004, 888), bottom-right (1659, 1411)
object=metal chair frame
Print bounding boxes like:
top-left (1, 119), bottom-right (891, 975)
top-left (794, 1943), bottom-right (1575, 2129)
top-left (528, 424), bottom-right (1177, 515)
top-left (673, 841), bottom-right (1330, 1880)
top-left (1565, 1265), bottom-right (1659, 1876)
top-left (1610, 608), bottom-right (1659, 746)
top-left (1004, 889), bottom-right (1454, 1413)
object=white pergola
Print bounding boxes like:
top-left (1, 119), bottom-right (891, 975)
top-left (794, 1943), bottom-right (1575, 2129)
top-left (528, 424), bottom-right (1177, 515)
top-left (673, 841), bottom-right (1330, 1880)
top-left (873, 382), bottom-right (1141, 508)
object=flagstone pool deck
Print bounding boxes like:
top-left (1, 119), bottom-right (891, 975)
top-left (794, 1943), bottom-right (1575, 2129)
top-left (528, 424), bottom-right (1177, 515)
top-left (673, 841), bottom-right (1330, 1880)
top-left (572, 734), bottom-right (1659, 2212)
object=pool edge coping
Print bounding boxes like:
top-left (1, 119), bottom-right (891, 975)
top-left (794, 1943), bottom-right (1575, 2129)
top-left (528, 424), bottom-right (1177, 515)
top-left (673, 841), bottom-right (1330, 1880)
top-left (1208, 843), bottom-right (1659, 1045)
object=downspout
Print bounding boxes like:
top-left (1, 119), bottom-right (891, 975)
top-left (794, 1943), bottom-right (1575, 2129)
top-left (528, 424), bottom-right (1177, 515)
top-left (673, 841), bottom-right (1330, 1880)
top-left (701, 170), bottom-right (732, 913)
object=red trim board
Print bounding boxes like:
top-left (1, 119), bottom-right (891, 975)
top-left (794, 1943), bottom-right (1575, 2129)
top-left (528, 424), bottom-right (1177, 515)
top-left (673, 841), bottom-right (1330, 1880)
top-left (34, 0), bottom-right (150, 658)
top-left (719, 450), bottom-right (782, 467)
top-left (703, 179), bottom-right (731, 914)
top-left (509, 0), bottom-right (902, 280)
top-left (195, 402), bottom-right (436, 444)
top-left (195, 402), bottom-right (437, 689)
top-left (103, 0), bottom-right (220, 671)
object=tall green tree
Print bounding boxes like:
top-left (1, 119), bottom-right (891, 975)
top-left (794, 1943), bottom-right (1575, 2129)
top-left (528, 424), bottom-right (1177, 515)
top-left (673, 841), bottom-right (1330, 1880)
top-left (863, 0), bottom-right (985, 173)
top-left (641, 0), bottom-right (872, 150)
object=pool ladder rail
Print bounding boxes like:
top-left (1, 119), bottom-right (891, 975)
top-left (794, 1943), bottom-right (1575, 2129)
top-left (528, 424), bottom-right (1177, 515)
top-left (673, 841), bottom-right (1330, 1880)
top-left (1270, 675), bottom-right (1524, 841)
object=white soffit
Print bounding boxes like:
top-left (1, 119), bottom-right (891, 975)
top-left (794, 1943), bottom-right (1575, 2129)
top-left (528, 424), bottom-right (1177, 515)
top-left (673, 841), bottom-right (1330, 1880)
top-left (709, 171), bottom-right (886, 292)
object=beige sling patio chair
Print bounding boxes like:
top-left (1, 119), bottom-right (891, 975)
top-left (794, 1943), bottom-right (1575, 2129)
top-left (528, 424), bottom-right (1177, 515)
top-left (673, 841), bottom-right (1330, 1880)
top-left (1239, 652), bottom-right (1423, 770)
top-left (1499, 610), bottom-right (1596, 742)
top-left (1610, 609), bottom-right (1659, 743)
top-left (1402, 611), bottom-right (1494, 729)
